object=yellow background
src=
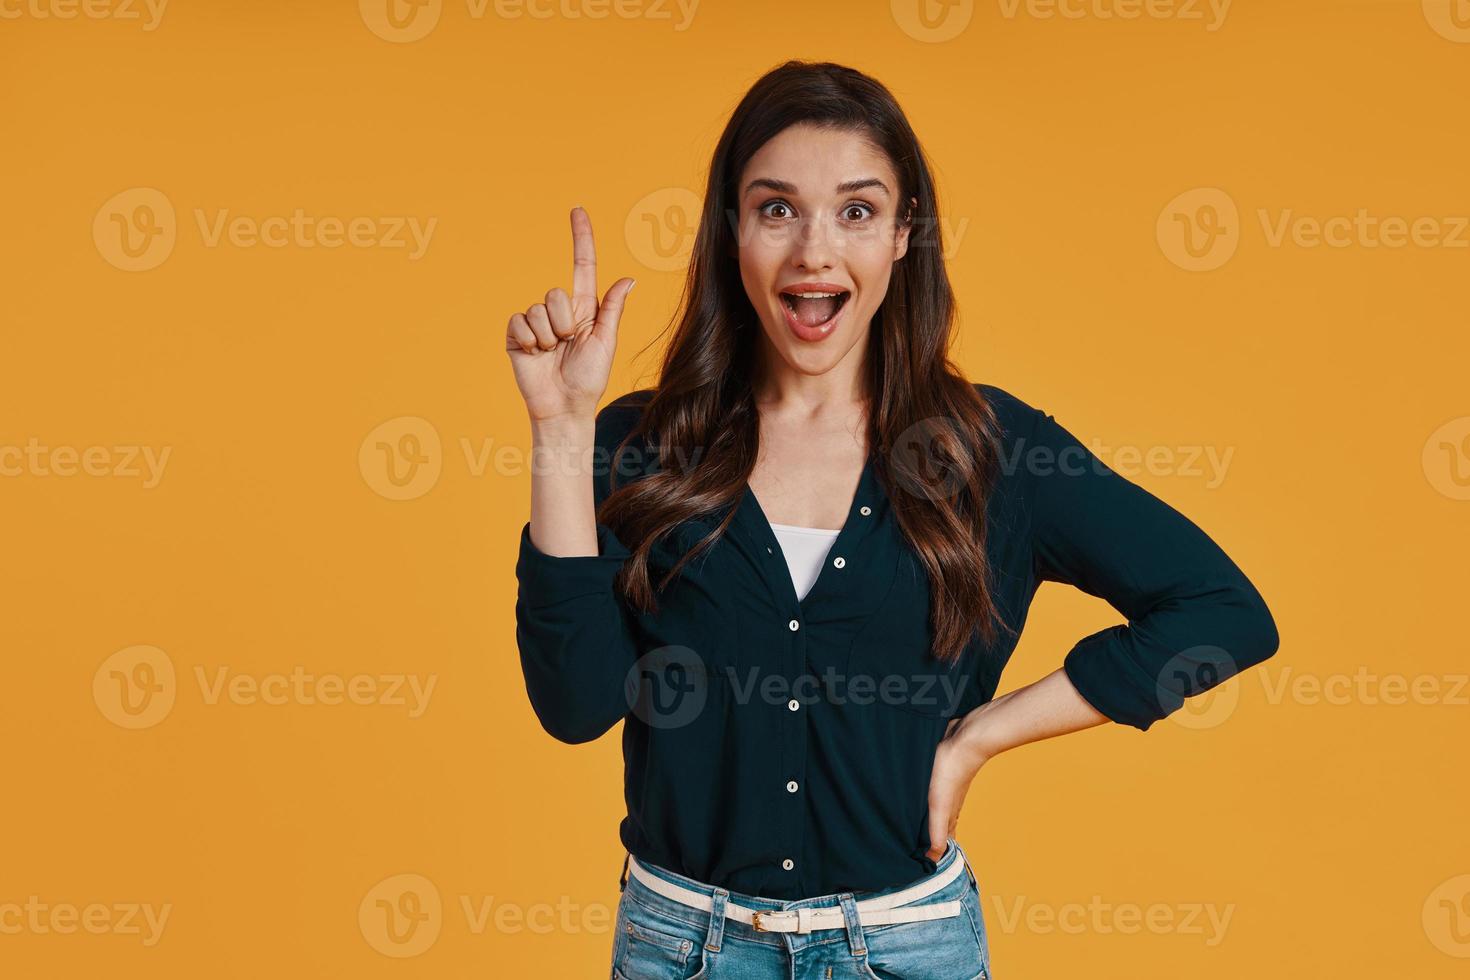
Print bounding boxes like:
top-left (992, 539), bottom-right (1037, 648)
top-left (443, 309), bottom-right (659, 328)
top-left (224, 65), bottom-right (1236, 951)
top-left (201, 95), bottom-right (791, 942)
top-left (3, 0), bottom-right (1468, 976)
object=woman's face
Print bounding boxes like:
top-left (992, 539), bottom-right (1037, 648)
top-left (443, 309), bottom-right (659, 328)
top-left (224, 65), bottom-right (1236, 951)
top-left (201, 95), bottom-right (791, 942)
top-left (734, 123), bottom-right (911, 381)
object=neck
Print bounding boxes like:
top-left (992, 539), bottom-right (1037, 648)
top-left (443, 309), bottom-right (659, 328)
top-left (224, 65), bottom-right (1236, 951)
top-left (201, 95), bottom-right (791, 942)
top-left (752, 339), bottom-right (869, 420)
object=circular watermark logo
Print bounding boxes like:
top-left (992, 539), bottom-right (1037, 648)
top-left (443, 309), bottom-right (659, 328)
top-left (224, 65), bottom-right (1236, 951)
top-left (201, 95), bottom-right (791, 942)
top-left (359, 416), bottom-right (442, 501)
top-left (1157, 187), bottom-right (1239, 272)
top-left (888, 416), bottom-right (970, 503)
top-left (891, 0), bottom-right (974, 42)
top-left (1422, 0), bottom-right (1470, 43)
top-left (625, 188), bottom-right (702, 273)
top-left (93, 644), bottom-right (176, 729)
top-left (1422, 416), bottom-right (1470, 501)
top-left (94, 187), bottom-right (176, 272)
top-left (359, 873), bottom-right (442, 957)
top-left (1423, 874), bottom-right (1470, 957)
top-left (359, 0), bottom-right (442, 42)
top-left (1157, 646), bottom-right (1241, 730)
top-left (624, 645), bottom-right (709, 730)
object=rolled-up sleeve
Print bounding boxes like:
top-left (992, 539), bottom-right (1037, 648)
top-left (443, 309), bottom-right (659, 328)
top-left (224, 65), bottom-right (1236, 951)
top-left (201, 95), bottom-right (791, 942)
top-left (514, 400), bottom-right (646, 744)
top-left (1025, 405), bottom-right (1280, 731)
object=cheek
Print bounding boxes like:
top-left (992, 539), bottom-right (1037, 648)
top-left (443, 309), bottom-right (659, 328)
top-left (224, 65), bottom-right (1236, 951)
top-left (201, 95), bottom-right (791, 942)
top-left (738, 243), bottom-right (784, 297)
top-left (843, 227), bottom-right (900, 292)
top-left (851, 254), bottom-right (896, 303)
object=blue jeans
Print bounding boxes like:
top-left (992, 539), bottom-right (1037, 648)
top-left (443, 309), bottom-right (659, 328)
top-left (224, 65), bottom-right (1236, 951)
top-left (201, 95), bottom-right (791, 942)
top-left (611, 837), bottom-right (992, 979)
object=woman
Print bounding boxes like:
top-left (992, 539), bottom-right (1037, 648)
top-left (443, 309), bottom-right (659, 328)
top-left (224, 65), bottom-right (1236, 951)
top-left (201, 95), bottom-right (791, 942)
top-left (506, 60), bottom-right (1278, 980)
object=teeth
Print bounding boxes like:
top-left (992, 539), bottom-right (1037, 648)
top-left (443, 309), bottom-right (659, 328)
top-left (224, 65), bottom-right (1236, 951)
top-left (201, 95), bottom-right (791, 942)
top-left (785, 291), bottom-right (845, 299)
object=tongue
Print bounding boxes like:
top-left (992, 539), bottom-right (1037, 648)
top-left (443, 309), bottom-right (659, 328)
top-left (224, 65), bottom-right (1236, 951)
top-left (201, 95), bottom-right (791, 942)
top-left (790, 295), bottom-right (840, 327)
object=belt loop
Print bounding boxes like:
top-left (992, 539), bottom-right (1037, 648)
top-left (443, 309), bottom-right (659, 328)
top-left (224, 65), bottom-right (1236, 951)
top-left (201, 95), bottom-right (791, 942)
top-left (619, 852), bottom-right (630, 893)
top-left (704, 887), bottom-right (729, 952)
top-left (837, 892), bottom-right (866, 957)
top-left (949, 837), bottom-right (977, 888)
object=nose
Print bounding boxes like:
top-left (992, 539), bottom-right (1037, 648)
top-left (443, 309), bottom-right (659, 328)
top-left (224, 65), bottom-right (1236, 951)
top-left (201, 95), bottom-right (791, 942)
top-left (790, 213), bottom-right (836, 272)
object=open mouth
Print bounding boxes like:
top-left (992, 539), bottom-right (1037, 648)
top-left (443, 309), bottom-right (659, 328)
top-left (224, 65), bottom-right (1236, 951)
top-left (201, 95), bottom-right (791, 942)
top-left (778, 289), bottom-right (851, 330)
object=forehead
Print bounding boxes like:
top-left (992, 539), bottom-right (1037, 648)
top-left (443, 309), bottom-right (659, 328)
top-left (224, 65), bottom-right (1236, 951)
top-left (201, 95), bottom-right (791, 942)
top-left (739, 123), bottom-right (895, 195)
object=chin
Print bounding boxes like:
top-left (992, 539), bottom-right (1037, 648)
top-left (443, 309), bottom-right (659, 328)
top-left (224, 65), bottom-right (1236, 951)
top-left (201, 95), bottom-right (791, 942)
top-left (788, 351), bottom-right (841, 375)
top-left (767, 334), bottom-right (853, 376)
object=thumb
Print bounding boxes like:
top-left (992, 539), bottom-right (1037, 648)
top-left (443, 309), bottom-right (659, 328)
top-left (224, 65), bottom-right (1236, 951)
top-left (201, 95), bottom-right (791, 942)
top-left (592, 277), bottom-right (636, 345)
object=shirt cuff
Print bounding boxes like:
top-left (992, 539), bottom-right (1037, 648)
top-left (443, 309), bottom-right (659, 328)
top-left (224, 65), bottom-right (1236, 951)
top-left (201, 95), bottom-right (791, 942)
top-left (1061, 627), bottom-right (1162, 732)
top-left (515, 520), bottom-right (632, 608)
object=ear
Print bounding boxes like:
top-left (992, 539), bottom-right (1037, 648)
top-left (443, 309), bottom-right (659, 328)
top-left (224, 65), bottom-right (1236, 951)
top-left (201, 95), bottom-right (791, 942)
top-left (893, 195), bottom-right (918, 261)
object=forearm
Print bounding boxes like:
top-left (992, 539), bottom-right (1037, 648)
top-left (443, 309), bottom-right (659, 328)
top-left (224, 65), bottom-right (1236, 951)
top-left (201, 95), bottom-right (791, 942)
top-left (948, 667), bottom-right (1109, 766)
top-left (527, 415), bottom-right (600, 557)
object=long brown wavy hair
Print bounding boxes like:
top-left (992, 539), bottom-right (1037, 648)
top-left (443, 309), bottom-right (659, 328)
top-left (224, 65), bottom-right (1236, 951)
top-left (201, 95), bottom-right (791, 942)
top-left (602, 60), bottom-right (1013, 666)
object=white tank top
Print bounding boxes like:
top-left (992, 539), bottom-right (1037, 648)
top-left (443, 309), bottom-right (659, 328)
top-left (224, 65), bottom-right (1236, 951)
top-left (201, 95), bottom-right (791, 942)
top-left (768, 522), bottom-right (841, 601)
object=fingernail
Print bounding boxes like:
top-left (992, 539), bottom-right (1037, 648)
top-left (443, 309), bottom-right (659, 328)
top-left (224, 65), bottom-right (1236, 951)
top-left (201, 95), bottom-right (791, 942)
top-left (628, 279), bottom-right (637, 292)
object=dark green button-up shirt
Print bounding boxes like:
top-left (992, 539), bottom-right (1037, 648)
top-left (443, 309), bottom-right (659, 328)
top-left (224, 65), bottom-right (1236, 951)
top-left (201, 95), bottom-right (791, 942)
top-left (514, 383), bottom-right (1279, 900)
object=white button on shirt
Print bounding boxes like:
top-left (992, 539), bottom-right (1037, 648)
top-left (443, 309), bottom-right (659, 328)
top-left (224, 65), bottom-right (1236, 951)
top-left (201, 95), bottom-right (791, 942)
top-left (769, 522), bottom-right (842, 601)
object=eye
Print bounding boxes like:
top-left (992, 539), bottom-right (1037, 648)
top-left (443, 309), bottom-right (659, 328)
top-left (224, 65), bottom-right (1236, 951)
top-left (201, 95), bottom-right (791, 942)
top-left (841, 202), bottom-right (876, 222)
top-left (759, 200), bottom-right (795, 220)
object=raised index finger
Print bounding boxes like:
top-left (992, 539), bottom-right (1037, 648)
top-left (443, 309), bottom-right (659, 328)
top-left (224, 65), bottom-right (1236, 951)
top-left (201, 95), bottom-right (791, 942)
top-left (570, 206), bottom-right (598, 310)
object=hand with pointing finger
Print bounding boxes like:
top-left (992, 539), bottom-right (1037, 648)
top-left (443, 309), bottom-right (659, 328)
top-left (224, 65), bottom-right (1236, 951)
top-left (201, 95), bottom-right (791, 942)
top-left (506, 206), bottom-right (636, 423)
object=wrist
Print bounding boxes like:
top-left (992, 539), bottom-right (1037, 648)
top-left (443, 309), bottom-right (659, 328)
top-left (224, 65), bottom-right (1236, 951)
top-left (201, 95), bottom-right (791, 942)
top-left (530, 414), bottom-right (596, 442)
top-left (949, 704), bottom-right (1008, 768)
top-left (528, 415), bottom-right (598, 484)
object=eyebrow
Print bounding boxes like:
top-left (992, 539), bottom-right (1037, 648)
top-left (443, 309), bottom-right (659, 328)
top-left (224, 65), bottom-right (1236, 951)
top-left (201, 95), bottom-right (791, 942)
top-left (742, 177), bottom-right (891, 198)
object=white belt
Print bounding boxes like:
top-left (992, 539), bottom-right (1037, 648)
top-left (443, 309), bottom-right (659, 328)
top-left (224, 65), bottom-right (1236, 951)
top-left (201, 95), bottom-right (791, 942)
top-left (626, 844), bottom-right (968, 935)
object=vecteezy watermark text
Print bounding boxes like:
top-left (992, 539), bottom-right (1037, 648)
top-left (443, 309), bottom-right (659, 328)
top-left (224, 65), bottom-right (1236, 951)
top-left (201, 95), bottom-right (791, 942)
top-left (0, 897), bottom-right (171, 946)
top-left (0, 0), bottom-right (167, 29)
top-left (1, 439), bottom-right (170, 488)
top-left (94, 188), bottom-right (437, 272)
top-left (625, 651), bottom-right (974, 730)
top-left (93, 645), bottom-right (438, 729)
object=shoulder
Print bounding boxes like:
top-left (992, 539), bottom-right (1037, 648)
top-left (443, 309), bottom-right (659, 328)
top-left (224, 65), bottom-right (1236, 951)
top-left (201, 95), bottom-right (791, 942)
top-left (972, 381), bottom-right (1047, 445)
top-left (595, 388), bottom-right (656, 448)
top-left (971, 380), bottom-right (1086, 500)
top-left (601, 387), bottom-right (657, 415)
top-left (594, 388), bottom-right (658, 505)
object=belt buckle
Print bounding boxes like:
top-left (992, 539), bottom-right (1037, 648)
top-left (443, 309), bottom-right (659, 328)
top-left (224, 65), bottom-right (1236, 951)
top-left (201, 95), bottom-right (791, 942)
top-left (752, 909), bottom-right (794, 932)
top-left (751, 908), bottom-right (820, 933)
